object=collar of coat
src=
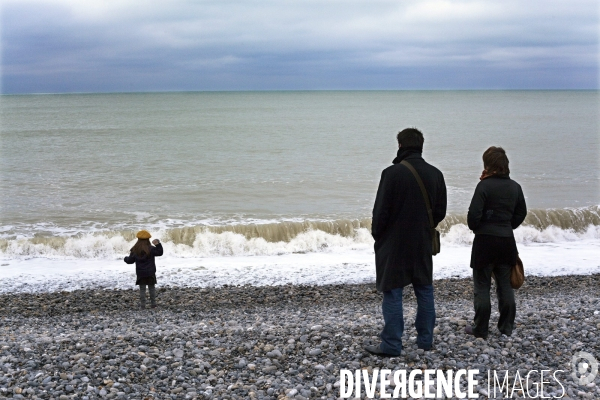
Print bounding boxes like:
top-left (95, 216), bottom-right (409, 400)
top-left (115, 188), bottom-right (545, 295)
top-left (392, 147), bottom-right (423, 164)
top-left (481, 174), bottom-right (510, 180)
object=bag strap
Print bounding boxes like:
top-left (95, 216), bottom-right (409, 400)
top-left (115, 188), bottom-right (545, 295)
top-left (400, 160), bottom-right (435, 229)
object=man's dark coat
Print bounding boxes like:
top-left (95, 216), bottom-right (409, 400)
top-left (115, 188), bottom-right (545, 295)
top-left (372, 149), bottom-right (447, 292)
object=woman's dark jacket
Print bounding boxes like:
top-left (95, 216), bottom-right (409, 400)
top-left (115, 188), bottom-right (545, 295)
top-left (372, 150), bottom-right (447, 292)
top-left (124, 243), bottom-right (163, 278)
top-left (467, 176), bottom-right (527, 237)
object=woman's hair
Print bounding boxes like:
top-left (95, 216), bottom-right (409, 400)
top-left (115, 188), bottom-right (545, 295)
top-left (131, 238), bottom-right (152, 258)
top-left (482, 146), bottom-right (510, 176)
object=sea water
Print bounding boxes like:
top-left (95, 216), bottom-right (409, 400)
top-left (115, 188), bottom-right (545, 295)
top-left (0, 91), bottom-right (598, 292)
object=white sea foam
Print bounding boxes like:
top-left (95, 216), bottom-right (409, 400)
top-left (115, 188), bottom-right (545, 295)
top-left (1, 223), bottom-right (598, 260)
top-left (0, 237), bottom-right (598, 294)
top-left (514, 224), bottom-right (600, 244)
top-left (0, 229), bottom-right (373, 259)
top-left (443, 223), bottom-right (600, 246)
top-left (1, 209), bottom-right (598, 293)
top-left (1, 234), bottom-right (132, 259)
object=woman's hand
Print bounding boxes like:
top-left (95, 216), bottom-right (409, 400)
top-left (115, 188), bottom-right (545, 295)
top-left (152, 239), bottom-right (160, 245)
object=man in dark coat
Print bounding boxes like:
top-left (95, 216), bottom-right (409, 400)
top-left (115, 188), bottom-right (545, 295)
top-left (365, 128), bottom-right (447, 356)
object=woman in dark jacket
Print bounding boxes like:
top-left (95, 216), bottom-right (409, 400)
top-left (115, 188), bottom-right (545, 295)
top-left (124, 230), bottom-right (163, 309)
top-left (466, 147), bottom-right (527, 338)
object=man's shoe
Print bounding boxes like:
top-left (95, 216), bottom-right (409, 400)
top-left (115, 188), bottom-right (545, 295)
top-left (465, 325), bottom-right (487, 339)
top-left (417, 344), bottom-right (432, 351)
top-left (364, 345), bottom-right (400, 358)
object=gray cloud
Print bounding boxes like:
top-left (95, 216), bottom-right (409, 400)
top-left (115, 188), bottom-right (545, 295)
top-left (1, 0), bottom-right (598, 93)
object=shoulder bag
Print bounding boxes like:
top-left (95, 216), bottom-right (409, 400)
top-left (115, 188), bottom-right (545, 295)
top-left (400, 160), bottom-right (441, 255)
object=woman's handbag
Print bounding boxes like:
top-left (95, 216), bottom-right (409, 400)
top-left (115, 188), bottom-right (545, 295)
top-left (400, 160), bottom-right (441, 255)
top-left (510, 255), bottom-right (525, 289)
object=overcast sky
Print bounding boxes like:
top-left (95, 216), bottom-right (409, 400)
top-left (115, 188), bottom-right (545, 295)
top-left (1, 0), bottom-right (598, 93)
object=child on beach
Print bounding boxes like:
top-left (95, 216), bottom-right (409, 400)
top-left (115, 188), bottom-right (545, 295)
top-left (124, 230), bottom-right (163, 309)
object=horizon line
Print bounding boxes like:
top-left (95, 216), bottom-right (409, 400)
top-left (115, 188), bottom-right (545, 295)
top-left (2, 88), bottom-right (598, 96)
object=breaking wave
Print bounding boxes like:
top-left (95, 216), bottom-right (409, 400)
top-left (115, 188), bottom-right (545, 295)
top-left (0, 206), bottom-right (598, 259)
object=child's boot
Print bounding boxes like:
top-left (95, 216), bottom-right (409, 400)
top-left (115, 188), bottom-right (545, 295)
top-left (139, 285), bottom-right (147, 310)
top-left (149, 285), bottom-right (157, 308)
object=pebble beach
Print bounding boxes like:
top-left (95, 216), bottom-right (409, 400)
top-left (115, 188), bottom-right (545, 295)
top-left (1, 274), bottom-right (599, 399)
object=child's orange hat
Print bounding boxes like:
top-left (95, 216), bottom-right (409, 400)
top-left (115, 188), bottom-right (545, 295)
top-left (136, 230), bottom-right (151, 239)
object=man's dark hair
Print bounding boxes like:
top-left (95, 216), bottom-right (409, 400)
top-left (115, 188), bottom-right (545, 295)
top-left (397, 128), bottom-right (424, 148)
top-left (482, 146), bottom-right (510, 176)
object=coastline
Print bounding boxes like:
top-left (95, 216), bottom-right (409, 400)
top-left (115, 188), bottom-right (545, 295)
top-left (1, 234), bottom-right (599, 294)
top-left (1, 275), bottom-right (599, 399)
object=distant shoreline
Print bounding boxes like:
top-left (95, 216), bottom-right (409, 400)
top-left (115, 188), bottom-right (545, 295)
top-left (3, 89), bottom-right (599, 96)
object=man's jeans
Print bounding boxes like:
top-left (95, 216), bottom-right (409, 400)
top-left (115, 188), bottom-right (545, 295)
top-left (473, 264), bottom-right (515, 337)
top-left (380, 284), bottom-right (435, 355)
